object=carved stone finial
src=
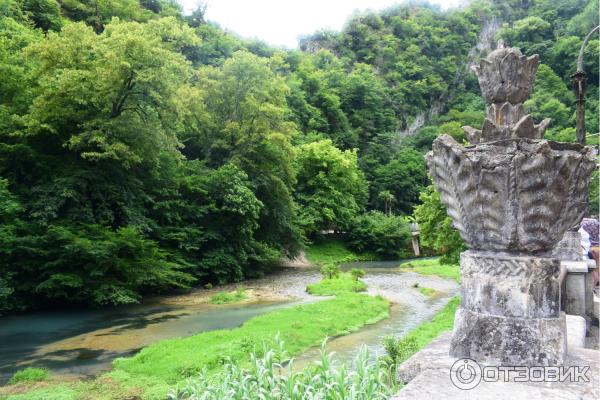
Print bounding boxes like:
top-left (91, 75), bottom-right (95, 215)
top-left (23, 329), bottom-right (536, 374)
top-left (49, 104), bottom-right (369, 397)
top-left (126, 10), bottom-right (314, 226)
top-left (462, 46), bottom-right (549, 144)
top-left (427, 135), bottom-right (596, 253)
top-left (462, 103), bottom-right (551, 143)
top-left (473, 46), bottom-right (539, 104)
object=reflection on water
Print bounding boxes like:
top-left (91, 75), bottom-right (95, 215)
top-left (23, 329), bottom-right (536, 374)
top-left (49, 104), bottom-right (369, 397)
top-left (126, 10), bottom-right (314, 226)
top-left (0, 300), bottom-right (294, 383)
top-left (0, 261), bottom-right (459, 384)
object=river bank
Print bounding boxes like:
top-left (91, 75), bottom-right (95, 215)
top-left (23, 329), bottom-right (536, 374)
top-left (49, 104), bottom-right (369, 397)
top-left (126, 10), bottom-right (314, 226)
top-left (1, 257), bottom-right (460, 399)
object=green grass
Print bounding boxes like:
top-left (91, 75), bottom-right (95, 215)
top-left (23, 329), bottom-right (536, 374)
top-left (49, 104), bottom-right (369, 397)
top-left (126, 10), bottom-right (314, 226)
top-left (397, 296), bottom-right (459, 364)
top-left (208, 287), bottom-right (247, 304)
top-left (417, 287), bottom-right (437, 297)
top-left (8, 368), bottom-right (49, 385)
top-left (170, 337), bottom-right (396, 399)
top-left (305, 237), bottom-right (376, 265)
top-left (398, 258), bottom-right (460, 282)
top-left (306, 273), bottom-right (367, 296)
top-left (113, 293), bottom-right (388, 383)
top-left (6, 293), bottom-right (389, 400)
top-left (1, 384), bottom-right (78, 400)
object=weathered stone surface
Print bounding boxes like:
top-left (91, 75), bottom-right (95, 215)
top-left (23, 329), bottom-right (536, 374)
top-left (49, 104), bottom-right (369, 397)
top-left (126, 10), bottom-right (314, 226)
top-left (449, 307), bottom-right (566, 366)
top-left (553, 231), bottom-right (584, 261)
top-left (451, 250), bottom-right (566, 366)
top-left (563, 261), bottom-right (593, 318)
top-left (394, 332), bottom-right (599, 400)
top-left (427, 136), bottom-right (596, 253)
top-left (464, 103), bottom-right (551, 144)
top-left (565, 314), bottom-right (586, 349)
top-left (472, 46), bottom-right (539, 105)
top-left (459, 251), bottom-right (560, 318)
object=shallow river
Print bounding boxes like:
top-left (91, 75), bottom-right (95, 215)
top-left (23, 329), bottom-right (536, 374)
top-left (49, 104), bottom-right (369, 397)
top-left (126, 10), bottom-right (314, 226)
top-left (0, 261), bottom-right (459, 384)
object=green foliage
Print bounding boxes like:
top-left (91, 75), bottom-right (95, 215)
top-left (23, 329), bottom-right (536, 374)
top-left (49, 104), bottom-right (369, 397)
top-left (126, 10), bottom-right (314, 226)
top-left (2, 223), bottom-right (194, 307)
top-left (525, 64), bottom-right (575, 133)
top-left (370, 148), bottom-right (429, 214)
top-left (319, 263), bottom-right (340, 279)
top-left (414, 185), bottom-right (465, 264)
top-left (169, 338), bottom-right (396, 400)
top-left (379, 296), bottom-right (459, 384)
top-left (350, 267), bottom-right (366, 281)
top-left (565, 0), bottom-right (599, 36)
top-left (294, 139), bottom-right (367, 235)
top-left (348, 211), bottom-right (411, 259)
top-left (188, 50), bottom-right (302, 256)
top-left (112, 293), bottom-right (389, 385)
top-left (22, 0), bottom-right (62, 31)
top-left (9, 367), bottom-right (49, 384)
top-left (589, 169), bottom-right (599, 216)
top-left (303, 5), bottom-right (482, 126)
top-left (209, 287), bottom-right (248, 305)
top-left (307, 273), bottom-right (367, 296)
top-left (151, 162), bottom-right (277, 284)
top-left (379, 335), bottom-right (418, 378)
top-left (0, 0), bottom-right (595, 316)
top-left (399, 258), bottom-right (461, 283)
top-left (305, 236), bottom-right (376, 265)
top-left (58, 0), bottom-right (163, 32)
top-left (24, 18), bottom-right (195, 168)
top-left (499, 16), bottom-right (553, 58)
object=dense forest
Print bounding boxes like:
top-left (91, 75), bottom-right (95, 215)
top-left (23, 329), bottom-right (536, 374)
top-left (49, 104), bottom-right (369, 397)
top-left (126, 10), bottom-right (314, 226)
top-left (0, 0), bottom-right (598, 312)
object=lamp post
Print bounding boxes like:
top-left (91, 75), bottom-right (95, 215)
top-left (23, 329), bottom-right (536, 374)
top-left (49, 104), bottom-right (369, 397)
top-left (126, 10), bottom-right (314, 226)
top-left (572, 25), bottom-right (600, 145)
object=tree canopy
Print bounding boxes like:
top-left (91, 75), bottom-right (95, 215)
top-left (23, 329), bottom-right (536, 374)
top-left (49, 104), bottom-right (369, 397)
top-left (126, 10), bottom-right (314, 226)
top-left (0, 0), bottom-right (597, 312)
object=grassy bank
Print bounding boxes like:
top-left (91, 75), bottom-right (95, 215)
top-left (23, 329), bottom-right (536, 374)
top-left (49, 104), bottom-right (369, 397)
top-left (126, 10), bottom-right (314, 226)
top-left (305, 237), bottom-right (376, 265)
top-left (4, 294), bottom-right (389, 400)
top-left (398, 258), bottom-right (460, 282)
top-left (386, 296), bottom-right (459, 372)
top-left (401, 296), bottom-right (459, 351)
top-left (306, 273), bottom-right (367, 296)
top-left (379, 296), bottom-right (459, 386)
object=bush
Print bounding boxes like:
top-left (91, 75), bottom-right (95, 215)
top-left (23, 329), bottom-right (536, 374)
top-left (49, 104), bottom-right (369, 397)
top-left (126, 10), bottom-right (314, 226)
top-left (9, 367), bottom-right (49, 384)
top-left (350, 268), bottom-right (366, 281)
top-left (306, 273), bottom-right (367, 296)
top-left (209, 287), bottom-right (247, 304)
top-left (168, 338), bottom-right (396, 399)
top-left (319, 263), bottom-right (340, 279)
top-left (348, 211), bottom-right (411, 259)
top-left (379, 336), bottom-right (419, 377)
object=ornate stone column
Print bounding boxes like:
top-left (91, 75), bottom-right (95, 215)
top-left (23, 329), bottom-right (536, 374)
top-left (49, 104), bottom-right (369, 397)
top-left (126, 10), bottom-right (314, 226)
top-left (427, 45), bottom-right (596, 366)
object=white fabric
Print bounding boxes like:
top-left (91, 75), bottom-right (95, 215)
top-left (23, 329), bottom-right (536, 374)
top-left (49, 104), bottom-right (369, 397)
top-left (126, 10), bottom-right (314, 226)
top-left (579, 227), bottom-right (591, 258)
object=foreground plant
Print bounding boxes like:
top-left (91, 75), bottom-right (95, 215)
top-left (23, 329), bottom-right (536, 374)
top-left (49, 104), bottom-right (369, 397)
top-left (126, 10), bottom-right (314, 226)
top-left (168, 337), bottom-right (397, 400)
top-left (8, 367), bottom-right (49, 385)
top-left (378, 336), bottom-right (418, 379)
top-left (350, 268), bottom-right (366, 281)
